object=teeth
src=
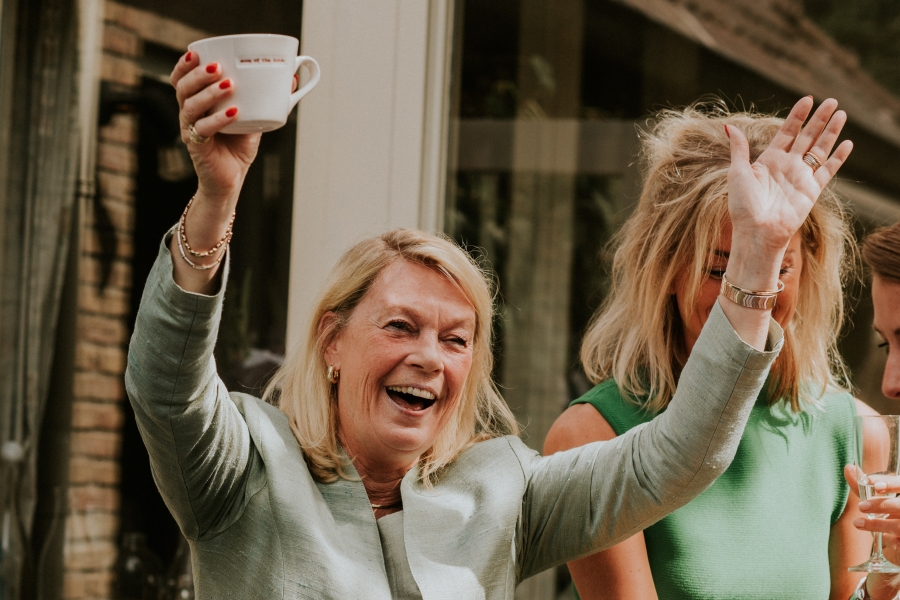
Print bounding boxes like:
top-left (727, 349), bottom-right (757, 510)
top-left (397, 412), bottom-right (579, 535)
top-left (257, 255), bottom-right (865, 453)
top-left (386, 385), bottom-right (436, 400)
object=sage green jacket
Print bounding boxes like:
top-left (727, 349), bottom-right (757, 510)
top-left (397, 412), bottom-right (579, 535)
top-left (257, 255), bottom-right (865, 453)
top-left (125, 237), bottom-right (782, 599)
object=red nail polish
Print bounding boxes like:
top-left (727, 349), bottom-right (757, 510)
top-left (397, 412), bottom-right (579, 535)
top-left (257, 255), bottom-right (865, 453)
top-left (185, 51), bottom-right (193, 62)
top-left (219, 79), bottom-right (231, 90)
top-left (206, 63), bottom-right (218, 74)
top-left (226, 107), bottom-right (238, 118)
top-left (724, 125), bottom-right (729, 139)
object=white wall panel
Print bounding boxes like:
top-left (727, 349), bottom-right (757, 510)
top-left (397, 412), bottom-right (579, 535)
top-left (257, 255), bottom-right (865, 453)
top-left (288, 0), bottom-right (454, 346)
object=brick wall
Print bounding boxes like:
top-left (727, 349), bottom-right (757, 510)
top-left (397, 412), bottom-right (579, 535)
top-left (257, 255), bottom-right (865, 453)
top-left (61, 4), bottom-right (205, 598)
top-left (63, 110), bottom-right (136, 600)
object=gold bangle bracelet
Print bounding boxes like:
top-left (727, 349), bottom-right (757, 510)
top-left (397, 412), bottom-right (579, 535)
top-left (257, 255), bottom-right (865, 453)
top-left (720, 274), bottom-right (785, 310)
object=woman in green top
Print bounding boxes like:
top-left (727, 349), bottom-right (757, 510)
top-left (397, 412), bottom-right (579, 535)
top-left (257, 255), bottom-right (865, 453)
top-left (545, 102), bottom-right (896, 599)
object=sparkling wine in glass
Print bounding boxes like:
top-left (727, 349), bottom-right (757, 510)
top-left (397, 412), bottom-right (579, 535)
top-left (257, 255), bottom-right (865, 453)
top-left (849, 415), bottom-right (900, 573)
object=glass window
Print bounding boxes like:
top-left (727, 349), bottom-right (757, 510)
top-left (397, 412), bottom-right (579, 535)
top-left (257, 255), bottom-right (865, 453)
top-left (447, 6), bottom-right (892, 597)
top-left (448, 1), bottom-right (647, 451)
top-left (447, 0), bottom-right (887, 452)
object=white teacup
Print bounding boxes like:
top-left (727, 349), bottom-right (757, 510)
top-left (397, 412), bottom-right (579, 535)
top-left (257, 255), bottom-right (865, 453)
top-left (188, 34), bottom-right (320, 134)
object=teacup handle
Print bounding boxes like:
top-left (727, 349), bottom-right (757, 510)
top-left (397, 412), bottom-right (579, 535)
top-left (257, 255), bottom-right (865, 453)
top-left (290, 56), bottom-right (321, 109)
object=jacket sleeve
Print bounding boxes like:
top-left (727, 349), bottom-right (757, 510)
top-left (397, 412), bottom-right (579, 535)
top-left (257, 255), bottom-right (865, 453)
top-left (124, 232), bottom-right (265, 541)
top-left (513, 300), bottom-right (783, 581)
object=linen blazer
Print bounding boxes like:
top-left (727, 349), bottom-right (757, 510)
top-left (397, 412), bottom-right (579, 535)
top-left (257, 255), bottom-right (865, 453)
top-left (125, 236), bottom-right (782, 599)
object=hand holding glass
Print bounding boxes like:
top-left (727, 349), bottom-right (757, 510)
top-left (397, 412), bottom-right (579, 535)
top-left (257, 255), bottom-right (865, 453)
top-left (850, 415), bottom-right (900, 573)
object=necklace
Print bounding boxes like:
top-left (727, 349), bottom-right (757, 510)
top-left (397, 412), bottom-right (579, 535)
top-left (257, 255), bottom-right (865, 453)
top-left (370, 500), bottom-right (403, 510)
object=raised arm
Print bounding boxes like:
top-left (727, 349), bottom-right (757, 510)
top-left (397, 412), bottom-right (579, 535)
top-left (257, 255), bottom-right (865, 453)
top-left (125, 237), bottom-right (266, 540)
top-left (543, 409), bottom-right (658, 600)
top-left (124, 52), bottom-right (270, 539)
top-left (516, 302), bottom-right (781, 580)
top-left (167, 50), bottom-right (261, 292)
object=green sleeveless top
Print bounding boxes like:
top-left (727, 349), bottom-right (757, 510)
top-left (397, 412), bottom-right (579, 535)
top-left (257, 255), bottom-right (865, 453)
top-left (571, 379), bottom-right (855, 600)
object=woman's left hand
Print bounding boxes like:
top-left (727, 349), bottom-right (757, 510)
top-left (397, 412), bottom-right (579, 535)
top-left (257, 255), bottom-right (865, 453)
top-left (721, 96), bottom-right (853, 351)
top-left (726, 97), bottom-right (853, 262)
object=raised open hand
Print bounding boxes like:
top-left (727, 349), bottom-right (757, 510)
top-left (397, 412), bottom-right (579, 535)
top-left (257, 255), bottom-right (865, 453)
top-left (170, 51), bottom-right (261, 202)
top-left (726, 97), bottom-right (853, 258)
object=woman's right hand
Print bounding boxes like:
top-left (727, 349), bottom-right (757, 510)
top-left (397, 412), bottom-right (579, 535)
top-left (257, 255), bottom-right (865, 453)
top-left (171, 51), bottom-right (260, 202)
top-left (168, 51), bottom-right (260, 293)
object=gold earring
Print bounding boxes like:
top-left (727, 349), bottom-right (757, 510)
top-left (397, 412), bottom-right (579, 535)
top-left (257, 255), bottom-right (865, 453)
top-left (326, 365), bottom-right (340, 384)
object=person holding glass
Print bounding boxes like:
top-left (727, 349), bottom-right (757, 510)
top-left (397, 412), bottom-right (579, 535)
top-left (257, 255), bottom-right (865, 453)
top-left (845, 220), bottom-right (900, 600)
top-left (545, 100), bottom-right (890, 599)
top-left (126, 52), bottom-right (849, 598)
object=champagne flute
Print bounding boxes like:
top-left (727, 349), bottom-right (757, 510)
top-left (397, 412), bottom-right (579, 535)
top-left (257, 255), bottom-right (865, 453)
top-left (849, 415), bottom-right (900, 573)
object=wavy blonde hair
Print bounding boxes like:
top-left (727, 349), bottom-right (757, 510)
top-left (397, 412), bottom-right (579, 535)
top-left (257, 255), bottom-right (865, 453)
top-left (581, 101), bottom-right (858, 413)
top-left (264, 228), bottom-right (518, 485)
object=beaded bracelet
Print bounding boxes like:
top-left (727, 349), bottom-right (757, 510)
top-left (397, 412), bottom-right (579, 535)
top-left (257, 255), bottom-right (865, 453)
top-left (175, 195), bottom-right (233, 270)
top-left (178, 195), bottom-right (236, 258)
top-left (176, 226), bottom-right (227, 270)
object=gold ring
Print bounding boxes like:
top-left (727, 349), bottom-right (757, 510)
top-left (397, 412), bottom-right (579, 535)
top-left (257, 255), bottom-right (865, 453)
top-left (802, 151), bottom-right (823, 171)
top-left (189, 123), bottom-right (210, 145)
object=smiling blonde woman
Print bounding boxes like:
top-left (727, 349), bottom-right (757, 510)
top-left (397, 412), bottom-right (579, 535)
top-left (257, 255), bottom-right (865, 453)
top-left (265, 229), bottom-right (517, 487)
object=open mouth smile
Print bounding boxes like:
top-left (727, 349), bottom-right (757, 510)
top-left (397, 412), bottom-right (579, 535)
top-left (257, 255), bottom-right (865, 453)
top-left (386, 385), bottom-right (437, 412)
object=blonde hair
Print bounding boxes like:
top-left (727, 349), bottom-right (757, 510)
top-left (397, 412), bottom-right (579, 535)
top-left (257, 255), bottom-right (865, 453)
top-left (581, 101), bottom-right (858, 413)
top-left (862, 221), bottom-right (900, 284)
top-left (264, 228), bottom-right (518, 485)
